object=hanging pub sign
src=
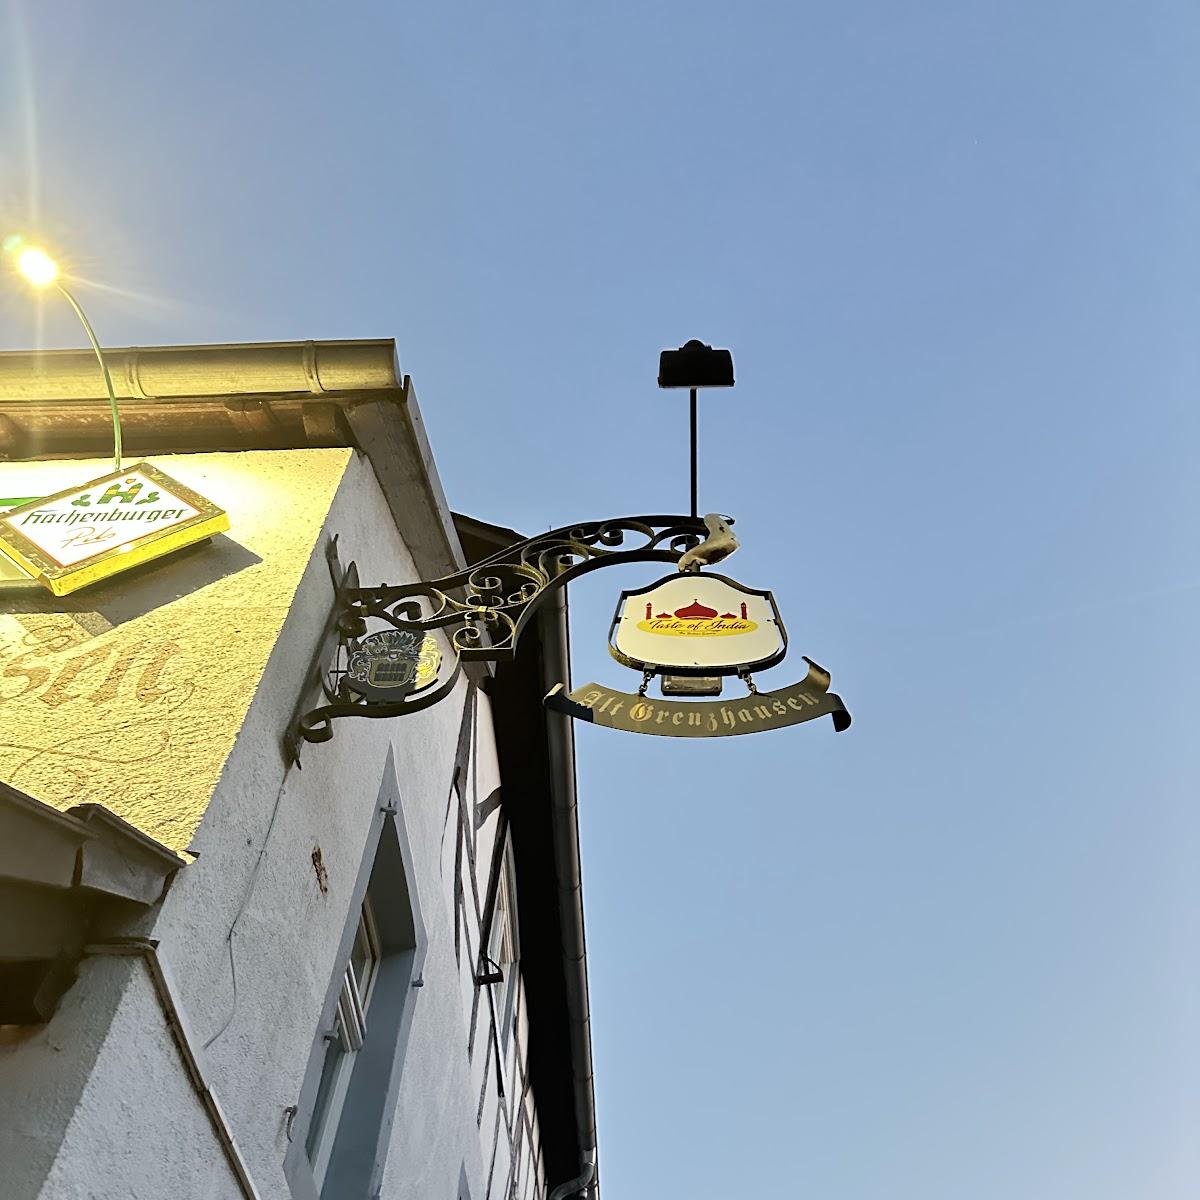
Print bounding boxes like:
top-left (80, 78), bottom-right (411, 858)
top-left (286, 332), bottom-right (855, 753)
top-left (0, 463), bottom-right (228, 596)
top-left (545, 566), bottom-right (850, 738)
top-left (287, 511), bottom-right (852, 757)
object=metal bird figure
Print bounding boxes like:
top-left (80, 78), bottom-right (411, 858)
top-left (677, 513), bottom-right (738, 572)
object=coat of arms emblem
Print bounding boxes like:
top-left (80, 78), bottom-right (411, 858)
top-left (345, 630), bottom-right (441, 701)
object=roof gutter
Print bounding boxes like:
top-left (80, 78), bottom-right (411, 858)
top-left (538, 587), bottom-right (599, 1198)
top-left (0, 338), bottom-right (401, 402)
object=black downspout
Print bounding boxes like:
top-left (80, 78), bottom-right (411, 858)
top-left (539, 588), bottom-right (599, 1198)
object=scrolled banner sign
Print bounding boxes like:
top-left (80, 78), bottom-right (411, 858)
top-left (545, 657), bottom-right (851, 738)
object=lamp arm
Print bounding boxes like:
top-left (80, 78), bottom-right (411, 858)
top-left (54, 282), bottom-right (122, 473)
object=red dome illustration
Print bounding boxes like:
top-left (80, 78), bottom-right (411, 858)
top-left (674, 599), bottom-right (718, 619)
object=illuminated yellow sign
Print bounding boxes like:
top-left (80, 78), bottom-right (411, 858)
top-left (610, 573), bottom-right (785, 673)
top-left (0, 462), bottom-right (228, 595)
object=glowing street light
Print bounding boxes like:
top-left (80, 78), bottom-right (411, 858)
top-left (16, 247), bottom-right (58, 287)
top-left (4, 238), bottom-right (123, 472)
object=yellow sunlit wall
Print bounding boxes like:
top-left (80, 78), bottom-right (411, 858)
top-left (0, 448), bottom-right (353, 853)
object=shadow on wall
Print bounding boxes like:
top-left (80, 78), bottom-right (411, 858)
top-left (0, 535), bottom-right (262, 636)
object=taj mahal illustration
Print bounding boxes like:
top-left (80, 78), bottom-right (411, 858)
top-left (645, 599), bottom-right (748, 621)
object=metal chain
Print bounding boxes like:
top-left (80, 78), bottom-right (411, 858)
top-left (739, 670), bottom-right (759, 695)
top-left (638, 669), bottom-right (654, 697)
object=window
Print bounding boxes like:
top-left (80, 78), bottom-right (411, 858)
top-left (305, 899), bottom-right (381, 1185)
top-left (286, 782), bottom-right (423, 1200)
top-left (488, 844), bottom-right (519, 1056)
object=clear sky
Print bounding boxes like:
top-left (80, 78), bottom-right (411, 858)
top-left (4, 2), bottom-right (1199, 1196)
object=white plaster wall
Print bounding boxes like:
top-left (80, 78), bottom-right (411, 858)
top-left (3, 449), bottom-right (550, 1200)
top-left (39, 960), bottom-right (244, 1200)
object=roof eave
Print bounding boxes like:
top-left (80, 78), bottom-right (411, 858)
top-left (0, 338), bottom-right (466, 580)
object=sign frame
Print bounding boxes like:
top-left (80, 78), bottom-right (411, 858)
top-left (608, 570), bottom-right (788, 677)
top-left (0, 462), bottom-right (229, 596)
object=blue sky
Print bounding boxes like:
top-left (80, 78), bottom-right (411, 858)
top-left (5, 2), bottom-right (1199, 1195)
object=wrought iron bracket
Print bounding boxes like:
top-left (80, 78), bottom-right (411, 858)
top-left (286, 514), bottom-right (708, 759)
top-left (285, 533), bottom-right (360, 764)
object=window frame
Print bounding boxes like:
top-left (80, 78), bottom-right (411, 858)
top-left (305, 898), bottom-right (381, 1185)
top-left (487, 838), bottom-right (520, 1057)
top-left (284, 752), bottom-right (428, 1200)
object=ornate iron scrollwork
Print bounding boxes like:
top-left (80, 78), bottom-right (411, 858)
top-left (290, 515), bottom-right (707, 754)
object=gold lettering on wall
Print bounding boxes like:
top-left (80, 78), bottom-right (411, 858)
top-left (0, 630), bottom-right (191, 712)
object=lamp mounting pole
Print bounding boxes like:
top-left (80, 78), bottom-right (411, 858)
top-left (689, 386), bottom-right (698, 519)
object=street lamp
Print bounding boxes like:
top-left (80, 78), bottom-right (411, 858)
top-left (5, 240), bottom-right (124, 472)
top-left (658, 339), bottom-right (734, 518)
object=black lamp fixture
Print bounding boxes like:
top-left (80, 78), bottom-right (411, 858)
top-left (658, 339), bottom-right (734, 517)
top-left (657, 339), bottom-right (735, 389)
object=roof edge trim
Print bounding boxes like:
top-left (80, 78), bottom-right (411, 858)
top-left (0, 339), bottom-right (402, 403)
